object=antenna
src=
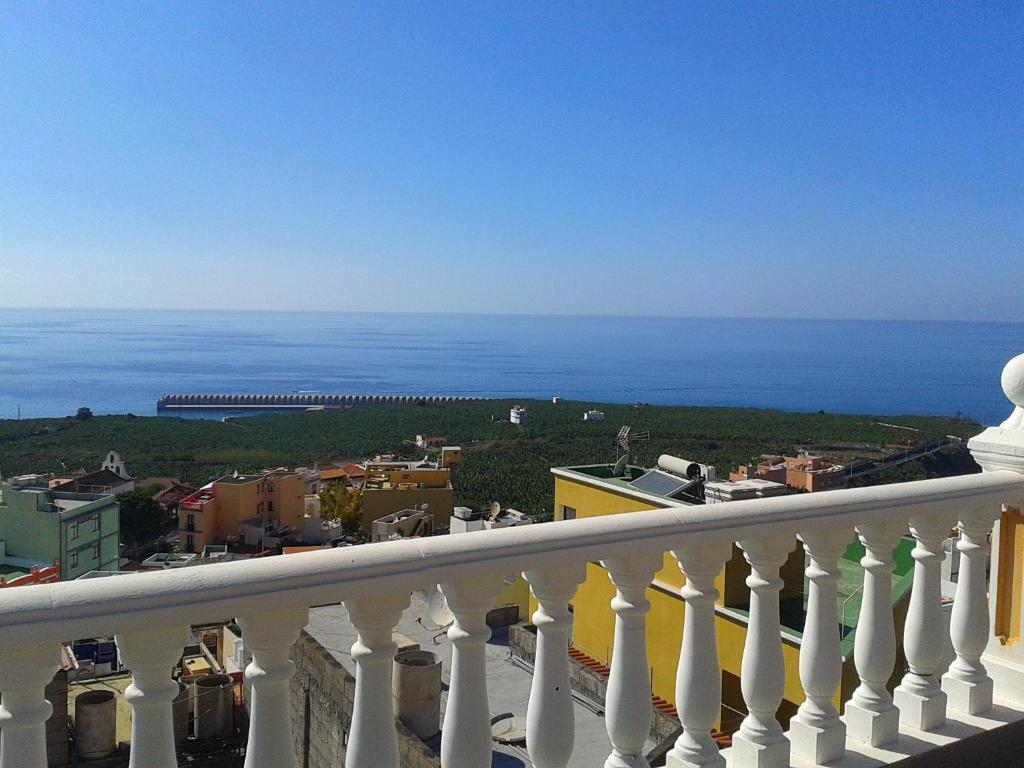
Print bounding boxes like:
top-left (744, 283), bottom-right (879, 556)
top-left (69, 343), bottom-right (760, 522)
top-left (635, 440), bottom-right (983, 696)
top-left (613, 426), bottom-right (650, 476)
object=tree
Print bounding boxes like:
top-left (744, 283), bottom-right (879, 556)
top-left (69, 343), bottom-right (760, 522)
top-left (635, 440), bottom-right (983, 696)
top-left (117, 490), bottom-right (176, 559)
top-left (319, 485), bottom-right (363, 534)
top-left (75, 407), bottom-right (94, 421)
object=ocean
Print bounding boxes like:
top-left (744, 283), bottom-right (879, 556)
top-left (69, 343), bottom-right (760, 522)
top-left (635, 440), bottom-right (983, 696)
top-left (0, 309), bottom-right (1020, 424)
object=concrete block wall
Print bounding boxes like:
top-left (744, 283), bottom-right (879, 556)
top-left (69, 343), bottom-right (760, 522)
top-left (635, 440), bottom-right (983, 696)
top-left (289, 630), bottom-right (439, 768)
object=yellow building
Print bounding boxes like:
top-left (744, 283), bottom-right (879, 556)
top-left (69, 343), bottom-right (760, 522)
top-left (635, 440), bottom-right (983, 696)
top-left (551, 462), bottom-right (914, 733)
top-left (178, 469), bottom-right (320, 552)
top-left (360, 459), bottom-right (455, 533)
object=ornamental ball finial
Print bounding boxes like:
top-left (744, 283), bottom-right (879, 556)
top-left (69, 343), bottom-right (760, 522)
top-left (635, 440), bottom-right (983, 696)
top-left (1002, 353), bottom-right (1024, 409)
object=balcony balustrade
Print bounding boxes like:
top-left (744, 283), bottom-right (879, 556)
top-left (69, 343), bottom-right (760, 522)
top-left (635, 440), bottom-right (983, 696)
top-left (3, 354), bottom-right (1024, 768)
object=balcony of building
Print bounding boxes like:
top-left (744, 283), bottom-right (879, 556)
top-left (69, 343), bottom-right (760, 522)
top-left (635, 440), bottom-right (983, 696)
top-left (2, 355), bottom-right (1024, 768)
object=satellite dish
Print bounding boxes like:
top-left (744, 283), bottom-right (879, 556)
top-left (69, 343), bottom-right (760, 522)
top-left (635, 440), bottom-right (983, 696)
top-left (612, 454), bottom-right (629, 477)
top-left (425, 584), bottom-right (455, 629)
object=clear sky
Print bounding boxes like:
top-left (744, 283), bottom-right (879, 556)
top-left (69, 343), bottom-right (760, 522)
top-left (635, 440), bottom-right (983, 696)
top-left (1, 2), bottom-right (1021, 319)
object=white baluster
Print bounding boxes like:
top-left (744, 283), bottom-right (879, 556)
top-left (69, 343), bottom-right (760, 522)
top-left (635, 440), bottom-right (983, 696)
top-left (602, 553), bottom-right (662, 768)
top-left (238, 608), bottom-right (309, 768)
top-left (942, 508), bottom-right (998, 714)
top-left (440, 575), bottom-right (504, 768)
top-left (0, 642), bottom-right (60, 768)
top-left (732, 535), bottom-right (792, 768)
top-left (116, 625), bottom-right (190, 768)
top-left (846, 521), bottom-right (904, 747)
top-left (344, 593), bottom-right (409, 768)
top-left (524, 563), bottom-right (587, 768)
top-left (895, 514), bottom-right (955, 730)
top-left (789, 530), bottom-right (848, 765)
top-left (666, 541), bottom-right (731, 768)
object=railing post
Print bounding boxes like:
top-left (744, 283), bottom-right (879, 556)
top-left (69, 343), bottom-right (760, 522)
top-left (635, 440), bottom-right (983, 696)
top-left (895, 514), bottom-right (955, 729)
top-left (601, 553), bottom-right (662, 768)
top-left (238, 608), bottom-right (308, 768)
top-left (942, 509), bottom-right (998, 714)
top-left (439, 575), bottom-right (504, 768)
top-left (344, 593), bottom-right (409, 768)
top-left (790, 529), bottom-right (848, 765)
top-left (523, 563), bottom-right (587, 768)
top-left (116, 626), bottom-right (190, 768)
top-left (732, 535), bottom-right (792, 768)
top-left (666, 540), bottom-right (731, 768)
top-left (0, 642), bottom-right (61, 768)
top-left (846, 520), bottom-right (905, 747)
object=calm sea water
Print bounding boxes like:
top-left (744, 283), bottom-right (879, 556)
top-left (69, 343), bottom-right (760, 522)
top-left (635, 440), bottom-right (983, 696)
top-left (0, 309), bottom-right (1020, 423)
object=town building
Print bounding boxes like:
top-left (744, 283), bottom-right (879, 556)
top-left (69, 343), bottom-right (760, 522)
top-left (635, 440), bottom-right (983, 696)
top-left (731, 452), bottom-right (849, 493)
top-left (51, 451), bottom-right (135, 496)
top-left (319, 463), bottom-right (368, 489)
top-left (360, 457), bottom-right (455, 533)
top-left (177, 468), bottom-right (323, 553)
top-left (0, 475), bottom-right (120, 580)
top-left (583, 409), bottom-right (605, 422)
top-left (510, 405), bottom-right (527, 424)
top-left (415, 435), bottom-right (447, 449)
top-left (551, 457), bottom-right (913, 732)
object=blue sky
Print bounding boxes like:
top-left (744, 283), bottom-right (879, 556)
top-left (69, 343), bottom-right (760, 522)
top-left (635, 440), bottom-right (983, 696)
top-left (1, 2), bottom-right (1021, 319)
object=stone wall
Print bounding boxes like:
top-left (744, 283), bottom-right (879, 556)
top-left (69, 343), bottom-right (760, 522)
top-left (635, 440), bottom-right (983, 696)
top-left (45, 669), bottom-right (69, 767)
top-left (289, 630), bottom-right (439, 768)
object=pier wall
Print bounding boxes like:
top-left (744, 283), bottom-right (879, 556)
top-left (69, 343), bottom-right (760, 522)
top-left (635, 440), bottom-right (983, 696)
top-left (157, 393), bottom-right (489, 410)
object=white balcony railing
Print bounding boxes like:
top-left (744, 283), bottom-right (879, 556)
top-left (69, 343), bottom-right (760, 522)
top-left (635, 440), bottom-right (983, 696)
top-left (3, 354), bottom-right (1024, 768)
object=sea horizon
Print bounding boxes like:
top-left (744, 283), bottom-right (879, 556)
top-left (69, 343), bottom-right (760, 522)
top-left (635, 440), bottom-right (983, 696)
top-left (1, 308), bottom-right (1021, 424)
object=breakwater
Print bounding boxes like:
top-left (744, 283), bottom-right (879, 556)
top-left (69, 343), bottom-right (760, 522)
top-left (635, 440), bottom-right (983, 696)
top-left (157, 393), bottom-right (490, 411)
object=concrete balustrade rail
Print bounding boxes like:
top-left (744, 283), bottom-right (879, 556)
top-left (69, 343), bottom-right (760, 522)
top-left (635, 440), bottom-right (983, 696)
top-left (2, 353), bottom-right (1024, 768)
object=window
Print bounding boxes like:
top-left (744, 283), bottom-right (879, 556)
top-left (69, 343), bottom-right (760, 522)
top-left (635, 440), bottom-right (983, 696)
top-left (560, 505), bottom-right (577, 521)
top-left (70, 551), bottom-right (79, 568)
top-left (186, 514), bottom-right (195, 531)
top-left (267, 501), bottom-right (274, 514)
top-left (92, 542), bottom-right (100, 560)
top-left (186, 535), bottom-right (195, 551)
top-left (92, 515), bottom-right (100, 531)
top-left (70, 522), bottom-right (79, 540)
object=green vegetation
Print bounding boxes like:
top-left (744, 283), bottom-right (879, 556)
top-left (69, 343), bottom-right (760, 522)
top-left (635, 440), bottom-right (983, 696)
top-left (320, 485), bottom-right (363, 533)
top-left (0, 400), bottom-right (983, 518)
top-left (116, 489), bottom-right (177, 558)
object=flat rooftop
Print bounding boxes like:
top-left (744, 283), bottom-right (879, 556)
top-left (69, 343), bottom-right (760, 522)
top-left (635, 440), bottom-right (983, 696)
top-left (306, 595), bottom-right (639, 767)
top-left (552, 464), bottom-right (701, 504)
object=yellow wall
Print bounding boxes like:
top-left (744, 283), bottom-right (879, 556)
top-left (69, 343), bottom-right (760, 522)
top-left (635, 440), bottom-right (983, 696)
top-left (369, 468), bottom-right (451, 487)
top-left (554, 472), bottom-right (812, 719)
top-left (361, 487), bottom-right (454, 532)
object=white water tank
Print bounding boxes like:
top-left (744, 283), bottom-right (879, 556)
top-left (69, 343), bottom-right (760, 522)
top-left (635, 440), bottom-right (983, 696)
top-left (658, 454), bottom-right (716, 482)
top-left (194, 674), bottom-right (235, 739)
top-left (75, 689), bottom-right (117, 760)
top-left (393, 650), bottom-right (442, 739)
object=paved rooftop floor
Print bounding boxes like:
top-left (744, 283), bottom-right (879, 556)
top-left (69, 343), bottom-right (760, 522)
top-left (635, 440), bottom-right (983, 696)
top-left (306, 595), bottom-right (646, 767)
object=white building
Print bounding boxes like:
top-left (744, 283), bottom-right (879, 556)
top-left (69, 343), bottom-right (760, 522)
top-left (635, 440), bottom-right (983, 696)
top-left (510, 405), bottom-right (527, 425)
top-left (583, 410), bottom-right (605, 422)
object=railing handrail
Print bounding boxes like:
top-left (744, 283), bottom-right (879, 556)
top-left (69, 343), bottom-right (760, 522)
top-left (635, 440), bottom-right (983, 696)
top-left (1, 470), bottom-right (1021, 647)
